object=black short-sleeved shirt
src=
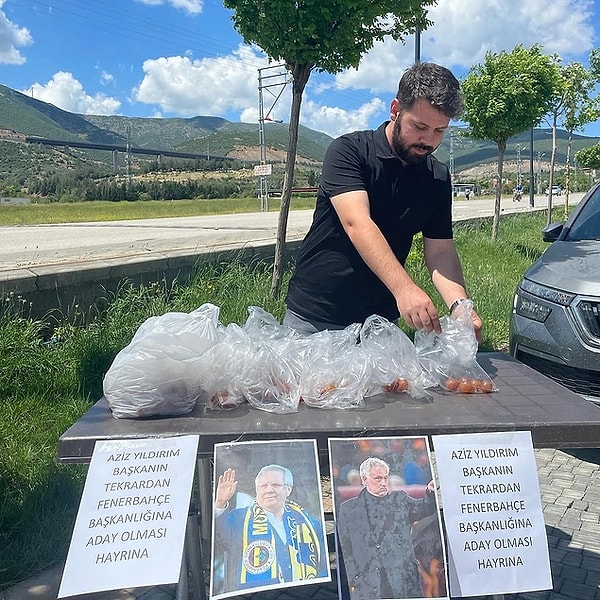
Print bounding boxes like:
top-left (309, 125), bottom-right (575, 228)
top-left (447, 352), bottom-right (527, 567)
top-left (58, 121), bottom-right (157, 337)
top-left (286, 121), bottom-right (453, 327)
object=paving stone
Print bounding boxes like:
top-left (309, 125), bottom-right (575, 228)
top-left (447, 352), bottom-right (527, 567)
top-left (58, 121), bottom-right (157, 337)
top-left (560, 564), bottom-right (588, 584)
top-left (559, 548), bottom-right (585, 567)
top-left (557, 579), bottom-right (597, 600)
top-left (582, 555), bottom-right (600, 573)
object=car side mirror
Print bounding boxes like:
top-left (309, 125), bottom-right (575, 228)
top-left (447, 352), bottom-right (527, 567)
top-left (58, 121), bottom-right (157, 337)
top-left (542, 222), bottom-right (563, 242)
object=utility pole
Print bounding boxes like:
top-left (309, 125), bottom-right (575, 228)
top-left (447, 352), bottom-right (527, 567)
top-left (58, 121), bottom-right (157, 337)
top-left (126, 123), bottom-right (132, 194)
top-left (537, 152), bottom-right (545, 195)
top-left (529, 128), bottom-right (535, 207)
top-left (414, 28), bottom-right (421, 63)
top-left (516, 144), bottom-right (522, 187)
top-left (257, 65), bottom-right (288, 211)
top-left (449, 129), bottom-right (455, 185)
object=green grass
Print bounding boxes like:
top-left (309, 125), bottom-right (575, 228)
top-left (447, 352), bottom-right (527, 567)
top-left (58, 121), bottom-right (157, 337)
top-left (0, 208), bottom-right (561, 588)
top-left (0, 196), bottom-right (318, 226)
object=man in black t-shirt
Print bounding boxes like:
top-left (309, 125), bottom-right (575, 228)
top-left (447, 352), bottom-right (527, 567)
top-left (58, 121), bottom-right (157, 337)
top-left (284, 62), bottom-right (482, 340)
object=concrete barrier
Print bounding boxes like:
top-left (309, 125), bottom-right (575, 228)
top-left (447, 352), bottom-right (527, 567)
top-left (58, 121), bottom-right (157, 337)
top-left (1, 241), bottom-right (302, 324)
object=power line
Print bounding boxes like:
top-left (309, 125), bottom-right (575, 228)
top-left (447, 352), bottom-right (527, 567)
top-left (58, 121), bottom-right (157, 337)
top-left (12, 0), bottom-right (394, 119)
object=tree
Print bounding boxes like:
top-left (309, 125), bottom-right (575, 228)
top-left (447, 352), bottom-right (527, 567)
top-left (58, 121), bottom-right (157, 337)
top-left (461, 45), bottom-right (559, 239)
top-left (572, 49), bottom-right (600, 183)
top-left (557, 57), bottom-right (600, 217)
top-left (222, 0), bottom-right (435, 296)
top-left (575, 143), bottom-right (600, 170)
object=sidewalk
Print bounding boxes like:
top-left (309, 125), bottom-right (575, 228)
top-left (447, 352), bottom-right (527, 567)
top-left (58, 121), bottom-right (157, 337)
top-left (3, 447), bottom-right (599, 600)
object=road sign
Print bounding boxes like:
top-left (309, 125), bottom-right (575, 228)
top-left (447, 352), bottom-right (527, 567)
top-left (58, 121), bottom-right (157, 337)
top-left (253, 164), bottom-right (272, 176)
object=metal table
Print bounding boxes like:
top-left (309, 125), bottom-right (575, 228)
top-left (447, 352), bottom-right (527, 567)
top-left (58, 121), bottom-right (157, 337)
top-left (57, 352), bottom-right (600, 600)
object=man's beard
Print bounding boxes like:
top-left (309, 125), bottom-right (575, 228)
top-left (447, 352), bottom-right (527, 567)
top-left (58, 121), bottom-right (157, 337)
top-left (391, 118), bottom-right (436, 165)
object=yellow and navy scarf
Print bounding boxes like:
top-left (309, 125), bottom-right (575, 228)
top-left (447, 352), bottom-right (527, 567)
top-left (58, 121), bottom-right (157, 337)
top-left (240, 500), bottom-right (322, 586)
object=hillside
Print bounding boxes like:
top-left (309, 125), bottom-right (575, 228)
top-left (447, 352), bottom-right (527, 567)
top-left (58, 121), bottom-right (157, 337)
top-left (0, 85), bottom-right (123, 144)
top-left (1, 82), bottom-right (599, 179)
top-left (435, 128), bottom-right (600, 172)
top-left (83, 114), bottom-right (229, 150)
top-left (0, 85), bottom-right (331, 165)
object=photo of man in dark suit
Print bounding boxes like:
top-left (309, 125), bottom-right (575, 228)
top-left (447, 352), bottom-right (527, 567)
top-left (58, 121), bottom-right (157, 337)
top-left (331, 438), bottom-right (447, 599)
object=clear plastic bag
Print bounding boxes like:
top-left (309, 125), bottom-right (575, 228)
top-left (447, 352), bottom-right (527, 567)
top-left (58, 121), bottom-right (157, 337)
top-left (200, 320), bottom-right (301, 414)
top-left (359, 314), bottom-right (430, 398)
top-left (238, 307), bottom-right (303, 413)
top-left (103, 303), bottom-right (221, 418)
top-left (414, 300), bottom-right (497, 394)
top-left (299, 324), bottom-right (369, 409)
top-left (243, 305), bottom-right (308, 382)
top-left (240, 344), bottom-right (301, 414)
top-left (197, 322), bottom-right (250, 410)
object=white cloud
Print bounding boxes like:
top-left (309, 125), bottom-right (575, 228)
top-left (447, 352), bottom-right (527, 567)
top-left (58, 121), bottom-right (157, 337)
top-left (301, 97), bottom-right (387, 138)
top-left (328, 0), bottom-right (596, 100)
top-left (135, 0), bottom-right (203, 15)
top-left (100, 70), bottom-right (114, 86)
top-left (132, 44), bottom-right (270, 118)
top-left (332, 41), bottom-right (414, 97)
top-left (424, 0), bottom-right (596, 67)
top-left (0, 0), bottom-right (33, 65)
top-left (23, 72), bottom-right (121, 115)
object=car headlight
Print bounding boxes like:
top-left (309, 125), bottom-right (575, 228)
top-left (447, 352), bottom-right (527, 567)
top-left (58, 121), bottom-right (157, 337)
top-left (514, 279), bottom-right (576, 323)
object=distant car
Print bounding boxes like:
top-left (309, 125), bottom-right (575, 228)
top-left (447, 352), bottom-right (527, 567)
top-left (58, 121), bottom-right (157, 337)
top-left (545, 185), bottom-right (562, 196)
top-left (509, 181), bottom-right (600, 402)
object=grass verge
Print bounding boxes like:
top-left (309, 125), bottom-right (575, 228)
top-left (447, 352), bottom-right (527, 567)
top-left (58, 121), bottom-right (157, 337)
top-left (0, 208), bottom-right (559, 588)
top-left (0, 196), bottom-right (318, 226)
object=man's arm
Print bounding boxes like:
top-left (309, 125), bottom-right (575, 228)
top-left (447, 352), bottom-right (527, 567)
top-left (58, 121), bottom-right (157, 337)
top-left (423, 237), bottom-right (483, 341)
top-left (331, 190), bottom-right (442, 334)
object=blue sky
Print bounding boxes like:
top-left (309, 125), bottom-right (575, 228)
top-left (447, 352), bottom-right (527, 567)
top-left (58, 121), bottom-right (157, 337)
top-left (1, 0), bottom-right (599, 139)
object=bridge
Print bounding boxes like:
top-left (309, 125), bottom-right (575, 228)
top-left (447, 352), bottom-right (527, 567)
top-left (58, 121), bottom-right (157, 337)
top-left (24, 135), bottom-right (234, 165)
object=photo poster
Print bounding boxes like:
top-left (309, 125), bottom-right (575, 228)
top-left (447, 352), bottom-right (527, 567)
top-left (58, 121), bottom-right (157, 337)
top-left (210, 438), bottom-right (331, 600)
top-left (58, 434), bottom-right (199, 598)
top-left (432, 430), bottom-right (552, 598)
top-left (328, 436), bottom-right (449, 600)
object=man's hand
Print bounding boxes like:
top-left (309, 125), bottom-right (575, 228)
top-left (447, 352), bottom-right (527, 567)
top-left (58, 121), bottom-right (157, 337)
top-left (215, 468), bottom-right (238, 510)
top-left (396, 284), bottom-right (441, 335)
top-left (451, 301), bottom-right (484, 344)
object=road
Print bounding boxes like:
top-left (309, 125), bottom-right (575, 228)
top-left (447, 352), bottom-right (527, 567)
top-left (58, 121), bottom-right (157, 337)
top-left (0, 193), bottom-right (583, 275)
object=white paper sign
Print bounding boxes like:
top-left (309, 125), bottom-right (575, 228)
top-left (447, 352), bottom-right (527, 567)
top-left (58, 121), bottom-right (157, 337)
top-left (253, 163), bottom-right (272, 176)
top-left (433, 431), bottom-right (552, 597)
top-left (58, 435), bottom-right (199, 598)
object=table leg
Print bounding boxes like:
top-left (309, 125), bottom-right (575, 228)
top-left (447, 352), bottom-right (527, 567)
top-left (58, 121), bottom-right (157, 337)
top-left (196, 457), bottom-right (212, 541)
top-left (175, 545), bottom-right (188, 600)
top-left (185, 505), bottom-right (207, 600)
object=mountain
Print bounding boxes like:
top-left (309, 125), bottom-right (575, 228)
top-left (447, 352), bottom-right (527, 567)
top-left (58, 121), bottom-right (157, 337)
top-left (0, 82), bottom-right (599, 174)
top-left (83, 114), bottom-right (229, 150)
top-left (0, 85), bottom-right (124, 144)
top-left (0, 84), bottom-right (331, 163)
top-left (435, 127), bottom-right (600, 172)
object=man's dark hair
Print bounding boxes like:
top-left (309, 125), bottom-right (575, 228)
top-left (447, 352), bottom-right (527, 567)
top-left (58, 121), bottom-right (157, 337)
top-left (396, 62), bottom-right (463, 118)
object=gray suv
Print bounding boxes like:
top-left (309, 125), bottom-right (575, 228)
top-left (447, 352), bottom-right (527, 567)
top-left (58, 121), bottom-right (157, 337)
top-left (509, 181), bottom-right (600, 401)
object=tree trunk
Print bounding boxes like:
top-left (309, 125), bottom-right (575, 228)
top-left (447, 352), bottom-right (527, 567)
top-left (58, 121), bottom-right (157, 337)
top-left (547, 114), bottom-right (558, 226)
top-left (492, 141), bottom-right (506, 241)
top-left (270, 62), bottom-right (313, 298)
top-left (565, 130), bottom-right (573, 219)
